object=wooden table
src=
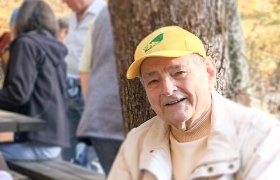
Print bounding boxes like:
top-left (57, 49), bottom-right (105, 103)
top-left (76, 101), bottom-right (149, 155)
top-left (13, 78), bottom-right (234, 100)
top-left (0, 110), bottom-right (46, 132)
top-left (0, 110), bottom-right (46, 142)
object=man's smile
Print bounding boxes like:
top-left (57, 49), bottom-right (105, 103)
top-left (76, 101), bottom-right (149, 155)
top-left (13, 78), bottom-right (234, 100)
top-left (165, 97), bottom-right (187, 106)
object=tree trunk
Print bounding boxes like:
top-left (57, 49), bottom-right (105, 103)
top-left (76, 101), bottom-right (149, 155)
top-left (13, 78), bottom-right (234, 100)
top-left (109, 0), bottom-right (249, 133)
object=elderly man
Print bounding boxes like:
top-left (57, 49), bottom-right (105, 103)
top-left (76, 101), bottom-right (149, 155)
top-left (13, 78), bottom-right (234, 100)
top-left (108, 26), bottom-right (280, 179)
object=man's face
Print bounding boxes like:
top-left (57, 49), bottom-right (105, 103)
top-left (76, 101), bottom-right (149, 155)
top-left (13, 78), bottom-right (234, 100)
top-left (62, 0), bottom-right (86, 12)
top-left (140, 54), bottom-right (216, 130)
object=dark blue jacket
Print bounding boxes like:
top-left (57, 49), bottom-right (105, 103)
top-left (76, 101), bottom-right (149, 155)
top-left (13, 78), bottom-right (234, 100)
top-left (0, 30), bottom-right (69, 147)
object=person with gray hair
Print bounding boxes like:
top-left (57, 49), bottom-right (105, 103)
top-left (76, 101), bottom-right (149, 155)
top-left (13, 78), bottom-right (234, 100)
top-left (0, 0), bottom-right (69, 160)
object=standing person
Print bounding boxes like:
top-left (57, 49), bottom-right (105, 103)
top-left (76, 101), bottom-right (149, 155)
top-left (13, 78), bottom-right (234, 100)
top-left (61, 0), bottom-right (106, 165)
top-left (77, 5), bottom-right (124, 175)
top-left (108, 26), bottom-right (280, 179)
top-left (0, 0), bottom-right (69, 160)
top-left (57, 16), bottom-right (69, 44)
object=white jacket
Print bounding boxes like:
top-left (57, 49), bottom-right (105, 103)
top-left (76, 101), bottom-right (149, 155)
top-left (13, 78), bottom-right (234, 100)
top-left (108, 91), bottom-right (280, 180)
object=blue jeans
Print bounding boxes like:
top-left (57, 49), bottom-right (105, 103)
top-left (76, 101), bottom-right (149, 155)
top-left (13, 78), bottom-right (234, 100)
top-left (61, 78), bottom-right (86, 165)
top-left (0, 142), bottom-right (61, 160)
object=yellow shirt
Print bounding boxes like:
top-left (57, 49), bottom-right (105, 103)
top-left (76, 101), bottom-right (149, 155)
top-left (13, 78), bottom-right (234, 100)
top-left (170, 110), bottom-right (211, 179)
top-left (170, 134), bottom-right (208, 179)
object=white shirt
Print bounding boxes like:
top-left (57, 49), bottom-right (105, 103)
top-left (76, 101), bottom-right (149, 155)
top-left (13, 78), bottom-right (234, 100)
top-left (64, 0), bottom-right (106, 78)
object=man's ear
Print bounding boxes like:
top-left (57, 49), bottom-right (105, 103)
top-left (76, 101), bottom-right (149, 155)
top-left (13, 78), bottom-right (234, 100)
top-left (204, 56), bottom-right (216, 89)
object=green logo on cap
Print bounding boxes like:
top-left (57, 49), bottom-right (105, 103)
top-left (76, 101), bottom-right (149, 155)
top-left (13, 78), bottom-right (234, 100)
top-left (143, 33), bottom-right (163, 52)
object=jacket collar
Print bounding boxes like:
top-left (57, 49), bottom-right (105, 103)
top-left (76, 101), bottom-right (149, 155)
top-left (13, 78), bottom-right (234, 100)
top-left (139, 91), bottom-right (240, 179)
top-left (190, 91), bottom-right (240, 178)
top-left (200, 91), bottom-right (240, 163)
top-left (139, 116), bottom-right (172, 180)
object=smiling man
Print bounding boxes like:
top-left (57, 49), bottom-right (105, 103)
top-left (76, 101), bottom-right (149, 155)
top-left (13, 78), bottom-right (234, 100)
top-left (140, 54), bottom-right (214, 131)
top-left (108, 26), bottom-right (280, 180)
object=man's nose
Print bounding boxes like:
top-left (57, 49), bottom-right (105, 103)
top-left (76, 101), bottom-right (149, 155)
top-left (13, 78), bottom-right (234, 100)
top-left (161, 76), bottom-right (177, 96)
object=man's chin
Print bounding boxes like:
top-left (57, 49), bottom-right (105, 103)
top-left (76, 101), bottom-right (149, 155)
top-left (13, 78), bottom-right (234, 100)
top-left (171, 124), bottom-right (187, 131)
top-left (163, 117), bottom-right (192, 130)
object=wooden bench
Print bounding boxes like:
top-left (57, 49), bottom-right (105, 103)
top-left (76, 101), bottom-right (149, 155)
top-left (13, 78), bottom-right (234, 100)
top-left (7, 159), bottom-right (105, 180)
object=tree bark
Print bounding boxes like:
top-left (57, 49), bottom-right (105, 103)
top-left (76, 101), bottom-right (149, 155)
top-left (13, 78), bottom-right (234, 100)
top-left (109, 0), bottom-right (249, 133)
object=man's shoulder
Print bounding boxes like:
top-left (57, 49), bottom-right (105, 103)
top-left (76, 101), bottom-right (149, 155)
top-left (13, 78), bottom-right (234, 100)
top-left (11, 32), bottom-right (41, 51)
top-left (123, 116), bottom-right (168, 147)
top-left (249, 108), bottom-right (280, 132)
top-left (127, 116), bottom-right (158, 138)
top-left (120, 116), bottom-right (167, 158)
top-left (213, 91), bottom-right (280, 134)
top-left (226, 98), bottom-right (280, 134)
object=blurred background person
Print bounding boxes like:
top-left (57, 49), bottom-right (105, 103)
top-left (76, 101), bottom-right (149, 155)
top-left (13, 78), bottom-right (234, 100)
top-left (0, 32), bottom-right (10, 86)
top-left (9, 8), bottom-right (19, 41)
top-left (61, 0), bottom-right (106, 168)
top-left (0, 8), bottom-right (19, 86)
top-left (0, 0), bottom-right (69, 160)
top-left (77, 5), bottom-right (124, 175)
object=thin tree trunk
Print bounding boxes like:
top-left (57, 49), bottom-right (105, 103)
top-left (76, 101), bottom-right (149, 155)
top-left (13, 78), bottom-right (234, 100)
top-left (109, 0), bottom-right (249, 133)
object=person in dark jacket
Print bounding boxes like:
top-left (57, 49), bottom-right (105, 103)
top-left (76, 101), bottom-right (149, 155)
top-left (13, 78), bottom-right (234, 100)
top-left (0, 0), bottom-right (69, 160)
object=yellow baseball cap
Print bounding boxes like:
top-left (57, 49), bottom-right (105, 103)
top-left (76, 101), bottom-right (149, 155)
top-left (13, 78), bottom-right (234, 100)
top-left (126, 26), bottom-right (206, 79)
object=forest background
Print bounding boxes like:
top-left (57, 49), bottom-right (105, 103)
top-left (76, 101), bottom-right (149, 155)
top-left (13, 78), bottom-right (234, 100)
top-left (0, 0), bottom-right (279, 118)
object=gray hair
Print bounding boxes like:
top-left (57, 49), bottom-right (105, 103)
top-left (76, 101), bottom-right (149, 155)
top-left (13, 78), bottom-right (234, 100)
top-left (15, 0), bottom-right (58, 38)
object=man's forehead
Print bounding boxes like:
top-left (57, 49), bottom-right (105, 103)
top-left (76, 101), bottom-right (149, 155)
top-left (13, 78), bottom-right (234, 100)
top-left (140, 56), bottom-right (191, 77)
top-left (142, 55), bottom-right (193, 67)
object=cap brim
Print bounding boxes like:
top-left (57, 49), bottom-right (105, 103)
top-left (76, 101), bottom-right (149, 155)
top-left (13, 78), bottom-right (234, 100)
top-left (126, 50), bottom-right (194, 79)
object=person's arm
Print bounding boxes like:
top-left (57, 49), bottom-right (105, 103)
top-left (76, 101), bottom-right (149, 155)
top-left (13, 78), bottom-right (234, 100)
top-left (79, 24), bottom-right (95, 99)
top-left (80, 71), bottom-right (90, 98)
top-left (0, 38), bottom-right (38, 110)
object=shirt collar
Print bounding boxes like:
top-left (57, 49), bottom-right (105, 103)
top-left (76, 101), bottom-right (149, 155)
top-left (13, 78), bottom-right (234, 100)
top-left (85, 0), bottom-right (106, 17)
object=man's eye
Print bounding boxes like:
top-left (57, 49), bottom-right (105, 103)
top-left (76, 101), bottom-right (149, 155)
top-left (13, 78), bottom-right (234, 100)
top-left (174, 71), bottom-right (186, 77)
top-left (148, 80), bottom-right (158, 86)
